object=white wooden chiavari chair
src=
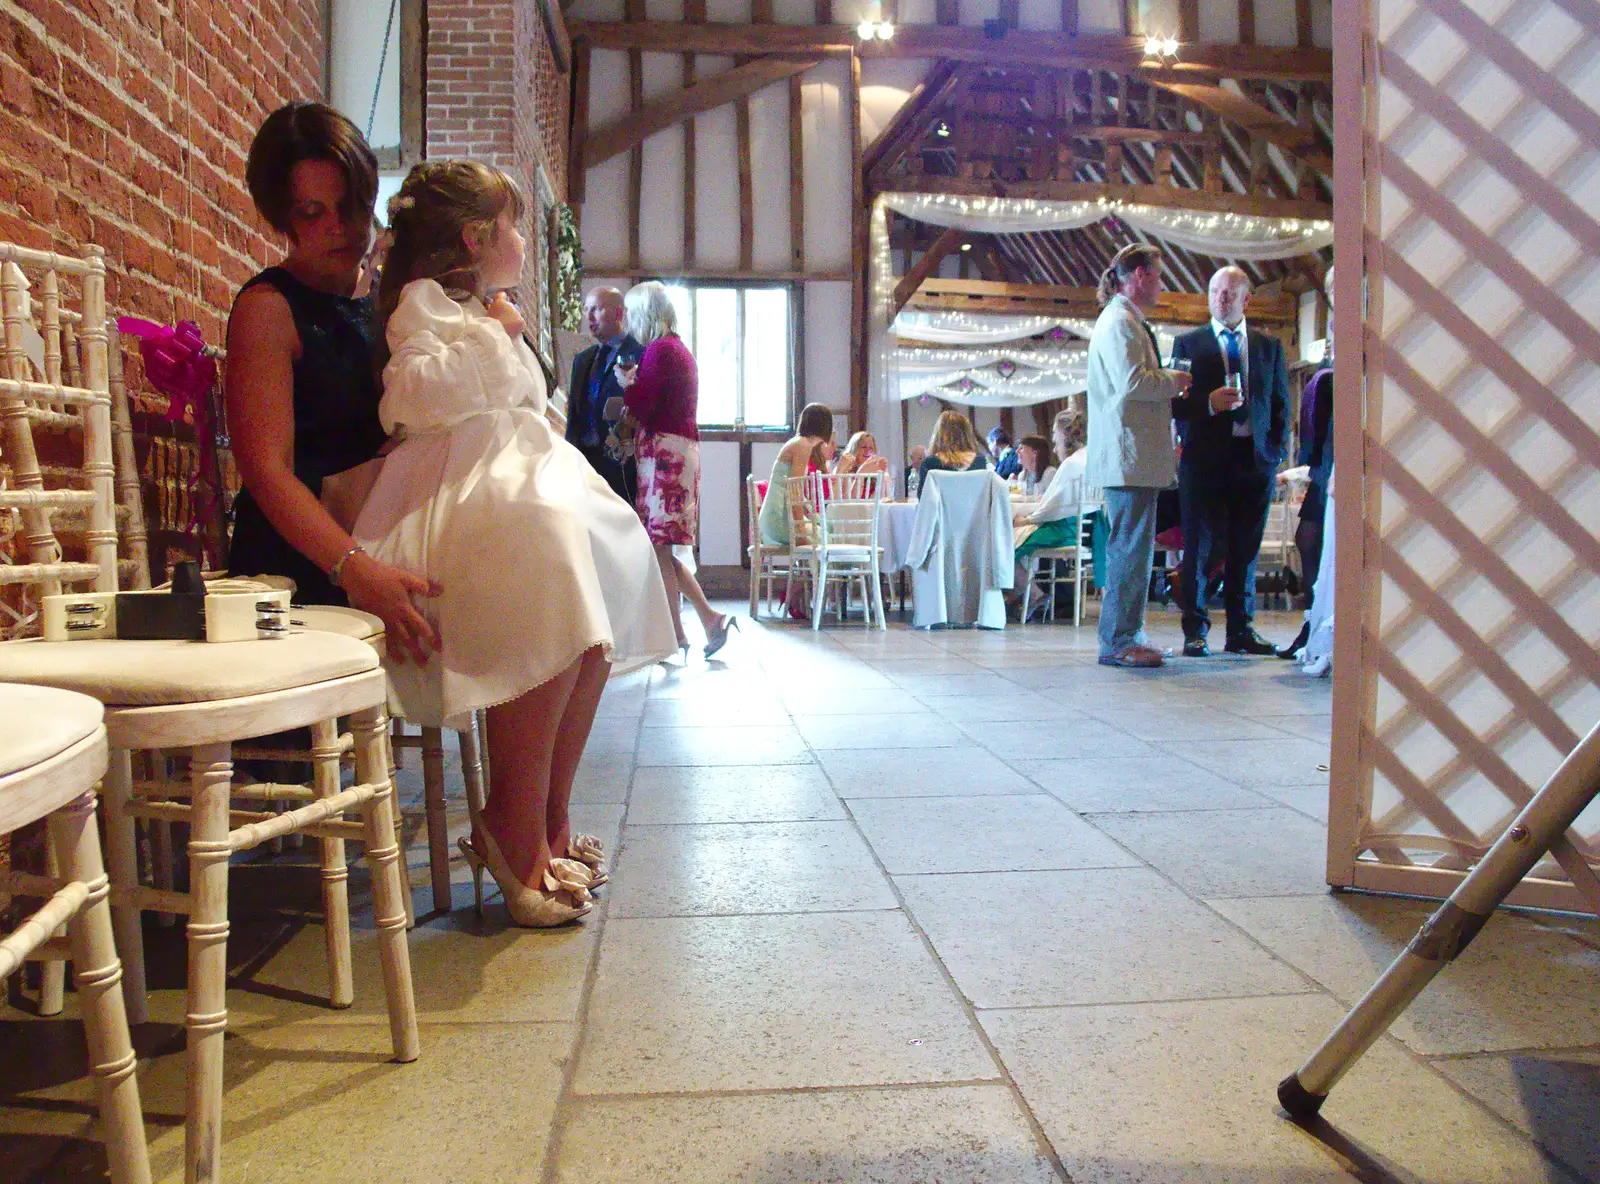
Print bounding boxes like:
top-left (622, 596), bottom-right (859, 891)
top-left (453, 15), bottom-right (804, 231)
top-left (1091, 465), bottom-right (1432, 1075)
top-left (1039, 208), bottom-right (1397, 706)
top-left (744, 473), bottom-right (794, 618)
top-left (0, 241), bottom-right (418, 1184)
top-left (1, 684), bottom-right (151, 1184)
top-left (1021, 485), bottom-right (1102, 627)
top-left (795, 471), bottom-right (887, 631)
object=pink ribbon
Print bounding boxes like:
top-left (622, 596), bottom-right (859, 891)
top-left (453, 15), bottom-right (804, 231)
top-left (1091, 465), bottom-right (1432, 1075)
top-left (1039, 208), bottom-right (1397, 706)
top-left (115, 317), bottom-right (216, 426)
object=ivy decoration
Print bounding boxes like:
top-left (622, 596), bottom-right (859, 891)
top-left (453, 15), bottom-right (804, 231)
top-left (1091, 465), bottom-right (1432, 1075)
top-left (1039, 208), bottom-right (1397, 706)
top-left (554, 203), bottom-right (584, 331)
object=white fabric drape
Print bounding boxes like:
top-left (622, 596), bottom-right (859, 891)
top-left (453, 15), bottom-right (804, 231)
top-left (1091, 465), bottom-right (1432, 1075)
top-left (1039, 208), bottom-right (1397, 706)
top-left (1117, 203), bottom-right (1335, 261)
top-left (892, 309), bottom-right (1069, 344)
top-left (894, 345), bottom-right (1088, 406)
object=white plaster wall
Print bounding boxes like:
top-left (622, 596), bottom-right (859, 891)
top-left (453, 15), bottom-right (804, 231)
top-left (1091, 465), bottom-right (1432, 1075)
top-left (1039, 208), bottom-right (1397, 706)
top-left (802, 57), bottom-right (853, 273)
top-left (804, 282), bottom-right (853, 415)
top-left (749, 82), bottom-right (794, 272)
top-left (699, 441), bottom-right (744, 564)
top-left (329, 0), bottom-right (401, 150)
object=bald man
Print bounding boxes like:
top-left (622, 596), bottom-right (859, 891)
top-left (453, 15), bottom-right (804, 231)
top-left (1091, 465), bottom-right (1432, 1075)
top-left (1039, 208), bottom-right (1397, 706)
top-left (1169, 267), bottom-right (1290, 657)
top-left (567, 286), bottom-right (643, 501)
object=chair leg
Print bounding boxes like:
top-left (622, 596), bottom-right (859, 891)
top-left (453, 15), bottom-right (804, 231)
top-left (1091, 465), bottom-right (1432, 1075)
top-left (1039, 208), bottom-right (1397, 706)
top-left (50, 791), bottom-right (152, 1184)
top-left (184, 742), bottom-right (234, 1184)
top-left (386, 728), bottom-right (416, 930)
top-left (352, 705), bottom-right (420, 1064)
top-left (38, 828), bottom-right (67, 1016)
top-left (812, 558), bottom-right (828, 631)
top-left (474, 709), bottom-right (492, 796)
top-left (101, 748), bottom-right (147, 1025)
top-left (748, 554), bottom-right (760, 617)
top-left (421, 727), bottom-right (451, 914)
top-left (311, 719), bottom-right (353, 1009)
top-left (1022, 557), bottom-right (1037, 624)
top-left (459, 719), bottom-right (487, 824)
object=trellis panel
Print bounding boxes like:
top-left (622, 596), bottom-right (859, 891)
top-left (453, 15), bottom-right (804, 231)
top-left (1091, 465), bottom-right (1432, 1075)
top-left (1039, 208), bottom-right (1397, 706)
top-left (1329, 0), bottom-right (1600, 914)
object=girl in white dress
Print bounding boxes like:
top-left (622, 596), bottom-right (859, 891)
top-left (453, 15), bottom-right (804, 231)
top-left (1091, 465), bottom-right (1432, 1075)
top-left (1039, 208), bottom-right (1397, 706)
top-left (354, 160), bottom-right (677, 926)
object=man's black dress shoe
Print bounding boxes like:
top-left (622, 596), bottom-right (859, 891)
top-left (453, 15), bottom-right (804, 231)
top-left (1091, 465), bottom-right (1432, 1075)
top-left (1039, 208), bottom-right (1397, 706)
top-left (1225, 628), bottom-right (1278, 656)
top-left (1276, 622), bottom-right (1311, 660)
top-left (1182, 637), bottom-right (1210, 658)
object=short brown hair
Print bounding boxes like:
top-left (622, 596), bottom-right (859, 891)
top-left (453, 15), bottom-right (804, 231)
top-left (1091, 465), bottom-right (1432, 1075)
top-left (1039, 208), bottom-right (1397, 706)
top-left (797, 403), bottom-right (833, 441)
top-left (1097, 243), bottom-right (1163, 306)
top-left (246, 102), bottom-right (378, 237)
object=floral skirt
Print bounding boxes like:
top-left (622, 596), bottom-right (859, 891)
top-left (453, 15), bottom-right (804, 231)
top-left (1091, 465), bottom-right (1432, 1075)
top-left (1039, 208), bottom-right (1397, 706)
top-left (635, 431), bottom-right (699, 546)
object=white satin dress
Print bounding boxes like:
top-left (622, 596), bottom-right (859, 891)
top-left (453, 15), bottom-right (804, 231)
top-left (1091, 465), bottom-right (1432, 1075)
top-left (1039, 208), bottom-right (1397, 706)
top-left (354, 279), bottom-right (677, 729)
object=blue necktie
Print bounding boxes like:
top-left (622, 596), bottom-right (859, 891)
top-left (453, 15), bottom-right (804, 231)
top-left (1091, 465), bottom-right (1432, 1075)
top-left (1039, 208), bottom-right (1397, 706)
top-left (1221, 328), bottom-right (1242, 381)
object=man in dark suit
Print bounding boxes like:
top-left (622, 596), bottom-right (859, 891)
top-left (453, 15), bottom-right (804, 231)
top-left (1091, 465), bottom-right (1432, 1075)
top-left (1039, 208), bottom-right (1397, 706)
top-left (1170, 266), bottom-right (1290, 657)
top-left (567, 286), bottom-right (643, 502)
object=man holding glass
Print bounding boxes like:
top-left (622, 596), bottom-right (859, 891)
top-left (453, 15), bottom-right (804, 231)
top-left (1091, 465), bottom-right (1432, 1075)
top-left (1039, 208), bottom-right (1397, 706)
top-left (1169, 267), bottom-right (1291, 657)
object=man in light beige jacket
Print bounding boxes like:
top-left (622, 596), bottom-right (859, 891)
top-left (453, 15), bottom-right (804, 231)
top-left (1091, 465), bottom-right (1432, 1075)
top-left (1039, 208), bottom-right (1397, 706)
top-left (1085, 244), bottom-right (1194, 667)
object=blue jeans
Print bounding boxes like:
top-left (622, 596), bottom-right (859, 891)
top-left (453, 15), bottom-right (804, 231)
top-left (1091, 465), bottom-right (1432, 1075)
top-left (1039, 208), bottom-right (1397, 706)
top-left (1099, 486), bottom-right (1160, 658)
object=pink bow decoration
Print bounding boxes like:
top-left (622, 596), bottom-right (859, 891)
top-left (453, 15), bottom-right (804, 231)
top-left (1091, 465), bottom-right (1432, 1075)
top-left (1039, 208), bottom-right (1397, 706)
top-left (116, 317), bottom-right (217, 426)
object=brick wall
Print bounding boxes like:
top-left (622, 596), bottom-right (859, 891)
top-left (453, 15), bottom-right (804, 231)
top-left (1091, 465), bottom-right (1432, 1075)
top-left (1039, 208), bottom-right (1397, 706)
top-left (0, 0), bottom-right (326, 345)
top-left (426, 0), bottom-right (568, 201)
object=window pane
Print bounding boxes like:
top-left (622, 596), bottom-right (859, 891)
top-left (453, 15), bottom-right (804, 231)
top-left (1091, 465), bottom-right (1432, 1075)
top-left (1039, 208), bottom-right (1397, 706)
top-left (664, 285), bottom-right (694, 349)
top-left (693, 288), bottom-right (739, 427)
top-left (742, 287), bottom-right (791, 429)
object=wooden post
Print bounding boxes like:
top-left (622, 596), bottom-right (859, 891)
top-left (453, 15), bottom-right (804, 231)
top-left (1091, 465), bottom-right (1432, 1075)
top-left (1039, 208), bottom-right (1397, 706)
top-left (1239, 0), bottom-right (1257, 44)
top-left (848, 49), bottom-right (868, 435)
top-left (790, 73), bottom-right (806, 272)
top-left (567, 42), bottom-right (591, 205)
top-left (626, 0), bottom-right (645, 270)
top-left (1061, 0), bottom-right (1078, 35)
top-left (737, 95), bottom-right (755, 271)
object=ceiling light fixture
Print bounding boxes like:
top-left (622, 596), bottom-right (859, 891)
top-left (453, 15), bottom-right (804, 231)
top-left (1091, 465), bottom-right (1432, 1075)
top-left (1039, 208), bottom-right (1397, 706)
top-left (876, 20), bottom-right (895, 39)
top-left (857, 19), bottom-right (877, 39)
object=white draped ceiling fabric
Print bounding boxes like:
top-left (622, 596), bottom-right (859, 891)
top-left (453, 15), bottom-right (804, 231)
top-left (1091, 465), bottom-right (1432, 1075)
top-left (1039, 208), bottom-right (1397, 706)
top-left (868, 192), bottom-right (1334, 479)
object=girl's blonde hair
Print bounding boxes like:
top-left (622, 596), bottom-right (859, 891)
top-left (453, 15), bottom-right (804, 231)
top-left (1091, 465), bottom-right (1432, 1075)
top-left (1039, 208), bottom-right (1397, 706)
top-left (928, 410), bottom-right (981, 466)
top-left (842, 431), bottom-right (875, 458)
top-left (376, 159), bottom-right (526, 365)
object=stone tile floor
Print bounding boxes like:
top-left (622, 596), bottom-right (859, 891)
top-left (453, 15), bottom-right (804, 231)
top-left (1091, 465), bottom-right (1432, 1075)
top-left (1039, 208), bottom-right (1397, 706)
top-left (3, 606), bottom-right (1598, 1182)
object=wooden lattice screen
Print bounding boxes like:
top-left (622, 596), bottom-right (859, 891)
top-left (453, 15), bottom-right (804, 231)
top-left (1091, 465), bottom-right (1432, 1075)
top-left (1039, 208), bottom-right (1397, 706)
top-left (1328, 0), bottom-right (1600, 914)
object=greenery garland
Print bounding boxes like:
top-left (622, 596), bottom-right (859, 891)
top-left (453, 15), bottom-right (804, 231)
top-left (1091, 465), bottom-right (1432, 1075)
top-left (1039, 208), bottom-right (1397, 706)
top-left (554, 202), bottom-right (584, 331)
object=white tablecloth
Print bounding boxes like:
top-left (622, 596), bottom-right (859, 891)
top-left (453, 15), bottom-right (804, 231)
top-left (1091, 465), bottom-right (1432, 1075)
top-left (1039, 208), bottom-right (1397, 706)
top-left (877, 502), bottom-right (922, 572)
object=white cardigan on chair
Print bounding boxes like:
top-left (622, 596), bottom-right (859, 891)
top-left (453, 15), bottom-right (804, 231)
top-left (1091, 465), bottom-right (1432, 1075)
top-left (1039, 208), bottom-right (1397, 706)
top-left (905, 469), bottom-right (1014, 630)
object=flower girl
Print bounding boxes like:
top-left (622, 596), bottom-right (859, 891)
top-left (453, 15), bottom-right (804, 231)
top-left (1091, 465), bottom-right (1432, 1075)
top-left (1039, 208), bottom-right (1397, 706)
top-left (353, 160), bottom-right (676, 925)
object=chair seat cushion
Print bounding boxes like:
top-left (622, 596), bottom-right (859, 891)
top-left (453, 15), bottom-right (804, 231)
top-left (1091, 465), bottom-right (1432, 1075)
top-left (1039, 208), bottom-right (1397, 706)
top-left (0, 632), bottom-right (380, 708)
top-left (0, 684), bottom-right (104, 777)
top-left (294, 605), bottom-right (385, 643)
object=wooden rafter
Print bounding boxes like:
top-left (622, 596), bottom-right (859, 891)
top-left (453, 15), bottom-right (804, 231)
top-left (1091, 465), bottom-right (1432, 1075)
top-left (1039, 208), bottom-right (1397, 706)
top-left (907, 278), bottom-right (1298, 324)
top-left (1150, 79), bottom-right (1330, 172)
top-left (892, 226), bottom-right (966, 314)
top-left (570, 22), bottom-right (1332, 83)
top-left (580, 56), bottom-right (821, 170)
top-left (863, 60), bottom-right (963, 179)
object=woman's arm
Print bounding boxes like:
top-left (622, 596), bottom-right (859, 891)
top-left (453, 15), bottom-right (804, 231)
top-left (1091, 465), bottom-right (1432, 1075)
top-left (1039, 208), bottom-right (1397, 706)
top-left (620, 339), bottom-right (662, 423)
top-left (226, 285), bottom-right (440, 662)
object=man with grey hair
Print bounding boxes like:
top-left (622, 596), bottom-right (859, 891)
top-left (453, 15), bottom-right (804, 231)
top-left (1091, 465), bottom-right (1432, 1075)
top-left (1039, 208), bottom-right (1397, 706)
top-left (567, 286), bottom-right (642, 501)
top-left (1169, 266), bottom-right (1290, 657)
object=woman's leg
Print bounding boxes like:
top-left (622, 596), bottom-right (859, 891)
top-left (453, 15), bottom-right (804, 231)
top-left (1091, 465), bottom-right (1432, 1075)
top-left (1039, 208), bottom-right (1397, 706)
top-left (546, 645), bottom-right (610, 861)
top-left (652, 544), bottom-right (690, 647)
top-left (480, 657), bottom-right (583, 885)
top-left (657, 544), bottom-right (723, 634)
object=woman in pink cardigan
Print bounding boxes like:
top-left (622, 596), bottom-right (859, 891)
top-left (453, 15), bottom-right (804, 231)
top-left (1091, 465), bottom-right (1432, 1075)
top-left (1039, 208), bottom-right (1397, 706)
top-left (616, 281), bottom-right (737, 659)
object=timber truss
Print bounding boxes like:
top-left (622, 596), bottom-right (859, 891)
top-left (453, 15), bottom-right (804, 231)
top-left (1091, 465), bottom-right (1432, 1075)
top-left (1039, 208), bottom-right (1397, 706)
top-left (874, 59), bottom-right (1335, 299)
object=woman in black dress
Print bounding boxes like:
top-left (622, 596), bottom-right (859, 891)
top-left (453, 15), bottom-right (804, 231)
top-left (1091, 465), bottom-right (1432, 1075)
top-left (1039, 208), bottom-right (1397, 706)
top-left (226, 102), bottom-right (437, 662)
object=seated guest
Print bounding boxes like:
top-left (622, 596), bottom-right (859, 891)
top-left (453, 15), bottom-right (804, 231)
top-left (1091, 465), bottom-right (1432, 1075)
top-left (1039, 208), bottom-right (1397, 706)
top-left (1011, 411), bottom-right (1096, 614)
top-left (905, 444), bottom-right (928, 496)
top-left (1015, 435), bottom-right (1056, 496)
top-left (834, 430), bottom-right (890, 477)
top-left (987, 426), bottom-right (1022, 479)
top-left (757, 402), bottom-right (836, 548)
top-left (917, 411), bottom-right (990, 490)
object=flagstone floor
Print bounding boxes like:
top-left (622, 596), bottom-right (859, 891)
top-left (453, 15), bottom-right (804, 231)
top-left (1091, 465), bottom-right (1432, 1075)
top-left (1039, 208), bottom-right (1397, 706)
top-left (4, 606), bottom-right (1598, 1183)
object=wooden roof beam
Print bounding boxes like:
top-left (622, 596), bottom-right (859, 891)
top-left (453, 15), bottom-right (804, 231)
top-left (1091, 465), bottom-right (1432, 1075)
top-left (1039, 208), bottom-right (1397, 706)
top-left (893, 226), bottom-right (968, 315)
top-left (1149, 79), bottom-right (1331, 174)
top-left (580, 56), bottom-right (821, 170)
top-left (571, 22), bottom-right (1332, 82)
top-left (906, 278), bottom-right (1299, 324)
top-left (864, 60), bottom-right (964, 181)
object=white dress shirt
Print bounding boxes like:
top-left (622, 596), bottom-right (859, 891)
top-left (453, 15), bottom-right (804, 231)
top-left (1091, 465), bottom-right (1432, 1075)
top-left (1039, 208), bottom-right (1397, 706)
top-left (1211, 317), bottom-right (1252, 437)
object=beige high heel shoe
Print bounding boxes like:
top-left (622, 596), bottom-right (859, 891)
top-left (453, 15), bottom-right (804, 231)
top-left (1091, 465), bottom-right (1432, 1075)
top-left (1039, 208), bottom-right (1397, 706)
top-left (458, 831), bottom-right (593, 927)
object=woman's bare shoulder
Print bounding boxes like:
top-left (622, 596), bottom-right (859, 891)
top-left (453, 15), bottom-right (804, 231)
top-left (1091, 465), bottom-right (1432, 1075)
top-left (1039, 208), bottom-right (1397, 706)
top-left (227, 283), bottom-right (296, 355)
